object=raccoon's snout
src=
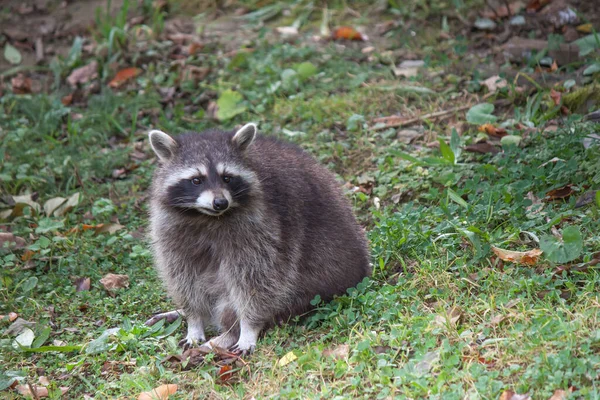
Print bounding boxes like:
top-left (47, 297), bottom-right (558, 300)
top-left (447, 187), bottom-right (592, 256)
top-left (213, 198), bottom-right (229, 211)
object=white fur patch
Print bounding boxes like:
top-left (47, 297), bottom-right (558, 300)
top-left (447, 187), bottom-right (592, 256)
top-left (196, 191), bottom-right (215, 209)
top-left (164, 166), bottom-right (208, 187)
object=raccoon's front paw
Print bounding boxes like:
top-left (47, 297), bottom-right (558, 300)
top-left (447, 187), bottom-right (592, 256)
top-left (179, 335), bottom-right (206, 350)
top-left (229, 341), bottom-right (256, 357)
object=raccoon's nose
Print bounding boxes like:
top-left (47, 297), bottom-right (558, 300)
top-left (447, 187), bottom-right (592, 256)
top-left (213, 198), bottom-right (229, 211)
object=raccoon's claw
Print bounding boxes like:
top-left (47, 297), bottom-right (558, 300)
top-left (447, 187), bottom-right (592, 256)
top-left (229, 343), bottom-right (255, 357)
top-left (179, 336), bottom-right (205, 350)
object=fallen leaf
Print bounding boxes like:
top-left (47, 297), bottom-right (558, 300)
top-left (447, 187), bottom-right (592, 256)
top-left (545, 184), bottom-right (574, 201)
top-left (478, 124), bottom-right (508, 137)
top-left (539, 157), bottom-right (565, 168)
top-left (4, 318), bottom-right (35, 336)
top-left (526, 191), bottom-right (543, 214)
top-left (43, 197), bottom-right (67, 216)
top-left (393, 60), bottom-right (425, 78)
top-left (74, 223), bottom-right (125, 235)
top-left (482, 1), bottom-right (524, 19)
top-left (322, 344), bottom-right (350, 360)
top-left (0, 232), bottom-right (26, 249)
top-left (499, 390), bottom-right (531, 400)
top-left (74, 277), bottom-right (91, 292)
top-left (217, 365), bottom-right (235, 382)
top-left (61, 93), bottom-right (73, 106)
top-left (16, 385), bottom-right (49, 398)
top-left (2, 194), bottom-right (42, 218)
top-left (550, 89), bottom-right (562, 106)
top-left (525, 0), bottom-right (550, 13)
top-left (11, 74), bottom-right (32, 94)
top-left (576, 23), bottom-right (592, 33)
top-left (372, 115), bottom-right (408, 127)
top-left (67, 61), bottom-right (98, 87)
top-left (276, 26), bottom-right (299, 37)
top-left (278, 350), bottom-right (298, 366)
top-left (434, 307), bottom-right (462, 328)
top-left (490, 314), bottom-right (505, 326)
top-left (550, 60), bottom-right (558, 72)
top-left (333, 26), bottom-right (367, 41)
top-left (138, 384), bottom-right (178, 400)
top-left (38, 376), bottom-right (50, 386)
top-left (415, 350), bottom-right (440, 374)
top-left (9, 312), bottom-right (18, 322)
top-left (99, 273), bottom-right (129, 291)
top-left (465, 142), bottom-right (501, 154)
top-left (4, 43), bottom-right (22, 65)
top-left (188, 42), bottom-right (203, 55)
top-left (109, 67), bottom-right (142, 88)
top-left (575, 190), bottom-right (598, 208)
top-left (548, 389), bottom-right (568, 400)
top-left (482, 75), bottom-right (508, 93)
top-left (491, 246), bottom-right (543, 265)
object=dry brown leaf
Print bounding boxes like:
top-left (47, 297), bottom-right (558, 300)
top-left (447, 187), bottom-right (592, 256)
top-left (109, 67), bottom-right (142, 88)
top-left (499, 390), bottom-right (531, 400)
top-left (333, 26), bottom-right (367, 41)
top-left (0, 232), bottom-right (26, 249)
top-left (482, 75), bottom-right (508, 93)
top-left (491, 246), bottom-right (543, 265)
top-left (9, 312), bottom-right (18, 322)
top-left (478, 124), bottom-right (508, 137)
top-left (372, 115), bottom-right (408, 127)
top-left (61, 93), bottom-right (73, 106)
top-left (482, 1), bottom-right (524, 19)
top-left (99, 273), bottom-right (129, 291)
top-left (550, 89), bottom-right (562, 106)
top-left (138, 384), bottom-right (178, 400)
top-left (11, 74), bottom-right (32, 94)
top-left (525, 0), bottom-right (551, 12)
top-left (67, 61), bottom-right (98, 87)
top-left (38, 376), bottom-right (50, 386)
top-left (465, 142), bottom-right (501, 154)
top-left (545, 184), bottom-right (574, 201)
top-left (322, 344), bottom-right (350, 360)
top-left (74, 277), bottom-right (91, 292)
top-left (576, 23), bottom-right (592, 33)
top-left (217, 365), bottom-right (235, 382)
top-left (16, 384), bottom-right (69, 398)
top-left (548, 389), bottom-right (568, 400)
top-left (490, 314), bottom-right (505, 326)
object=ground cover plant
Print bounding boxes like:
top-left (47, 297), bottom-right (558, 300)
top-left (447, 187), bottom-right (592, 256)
top-left (1, 0), bottom-right (600, 398)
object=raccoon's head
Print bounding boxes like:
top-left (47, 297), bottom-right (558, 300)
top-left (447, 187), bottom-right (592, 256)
top-left (148, 123), bottom-right (258, 217)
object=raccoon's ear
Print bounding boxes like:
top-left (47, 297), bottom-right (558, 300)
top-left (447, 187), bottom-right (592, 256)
top-left (149, 130), bottom-right (178, 161)
top-left (232, 123), bottom-right (257, 152)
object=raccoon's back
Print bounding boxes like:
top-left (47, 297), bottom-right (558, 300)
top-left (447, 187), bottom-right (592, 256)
top-left (248, 136), bottom-right (371, 302)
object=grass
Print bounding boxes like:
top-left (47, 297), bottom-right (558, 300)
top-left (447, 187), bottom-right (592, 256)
top-left (1, 0), bottom-right (600, 398)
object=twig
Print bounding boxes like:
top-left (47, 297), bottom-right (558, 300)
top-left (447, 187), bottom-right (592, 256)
top-left (503, 0), bottom-right (512, 17)
top-left (372, 104), bottom-right (472, 130)
top-left (484, 0), bottom-right (501, 19)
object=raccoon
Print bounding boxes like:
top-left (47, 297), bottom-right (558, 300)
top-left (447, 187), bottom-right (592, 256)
top-left (147, 123), bottom-right (370, 354)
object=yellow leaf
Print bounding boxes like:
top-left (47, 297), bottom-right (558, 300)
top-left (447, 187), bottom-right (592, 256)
top-left (138, 384), bottom-right (178, 400)
top-left (278, 351), bottom-right (297, 366)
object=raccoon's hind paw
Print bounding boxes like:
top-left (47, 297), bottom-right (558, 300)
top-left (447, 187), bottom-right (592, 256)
top-left (179, 336), bottom-right (205, 350)
top-left (229, 343), bottom-right (256, 357)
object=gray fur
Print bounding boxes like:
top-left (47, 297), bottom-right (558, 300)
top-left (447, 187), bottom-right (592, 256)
top-left (148, 125), bottom-right (371, 353)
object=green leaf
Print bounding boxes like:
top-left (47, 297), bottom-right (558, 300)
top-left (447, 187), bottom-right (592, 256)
top-left (35, 218), bottom-right (65, 234)
top-left (574, 34), bottom-right (600, 57)
top-left (156, 316), bottom-right (182, 339)
top-left (85, 328), bottom-right (120, 354)
top-left (296, 62), bottom-right (318, 80)
top-left (501, 135), bottom-right (522, 147)
top-left (447, 188), bottom-right (468, 209)
top-left (216, 90), bottom-right (247, 121)
top-left (596, 190), bottom-right (600, 208)
top-left (583, 63), bottom-right (600, 76)
top-left (466, 103), bottom-right (498, 125)
top-left (392, 151), bottom-right (421, 164)
top-left (540, 226), bottom-right (583, 263)
top-left (438, 139), bottom-right (455, 164)
top-left (22, 345), bottom-right (82, 353)
top-left (32, 327), bottom-right (51, 349)
top-left (21, 277), bottom-right (38, 293)
top-left (0, 371), bottom-right (26, 390)
top-left (4, 43), bottom-right (22, 65)
top-left (450, 128), bottom-right (461, 163)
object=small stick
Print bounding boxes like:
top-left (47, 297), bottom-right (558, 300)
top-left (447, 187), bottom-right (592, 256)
top-left (372, 104), bottom-right (472, 130)
top-left (35, 38), bottom-right (44, 64)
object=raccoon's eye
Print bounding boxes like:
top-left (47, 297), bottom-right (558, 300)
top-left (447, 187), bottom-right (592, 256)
top-left (222, 176), bottom-right (231, 183)
top-left (191, 177), bottom-right (202, 185)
